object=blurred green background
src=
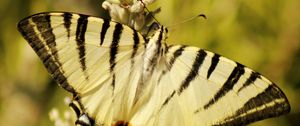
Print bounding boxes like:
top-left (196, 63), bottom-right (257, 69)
top-left (0, 0), bottom-right (299, 125)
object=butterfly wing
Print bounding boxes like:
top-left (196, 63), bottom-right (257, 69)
top-left (18, 12), bottom-right (290, 126)
top-left (143, 45), bottom-right (291, 126)
top-left (17, 12), bottom-right (146, 125)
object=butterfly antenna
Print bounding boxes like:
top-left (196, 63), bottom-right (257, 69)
top-left (166, 13), bottom-right (207, 28)
top-left (139, 0), bottom-right (160, 24)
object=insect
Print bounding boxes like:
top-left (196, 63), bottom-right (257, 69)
top-left (17, 12), bottom-right (290, 126)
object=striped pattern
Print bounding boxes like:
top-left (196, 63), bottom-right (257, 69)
top-left (207, 53), bottom-right (220, 79)
top-left (158, 45), bottom-right (290, 125)
top-left (18, 12), bottom-right (290, 126)
top-left (110, 23), bottom-right (123, 89)
top-left (179, 49), bottom-right (207, 94)
top-left (75, 14), bottom-right (88, 80)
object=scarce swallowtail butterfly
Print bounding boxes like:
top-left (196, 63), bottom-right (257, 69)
top-left (17, 12), bottom-right (290, 126)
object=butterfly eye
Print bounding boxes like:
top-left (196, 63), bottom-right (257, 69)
top-left (151, 22), bottom-right (160, 31)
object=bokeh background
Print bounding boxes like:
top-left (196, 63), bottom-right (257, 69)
top-left (0, 0), bottom-right (299, 125)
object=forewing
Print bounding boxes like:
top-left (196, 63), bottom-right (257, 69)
top-left (151, 45), bottom-right (290, 126)
top-left (17, 12), bottom-right (145, 125)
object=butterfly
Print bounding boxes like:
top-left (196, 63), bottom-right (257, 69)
top-left (17, 12), bottom-right (290, 126)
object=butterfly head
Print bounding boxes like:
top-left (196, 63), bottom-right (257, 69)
top-left (145, 22), bottom-right (168, 42)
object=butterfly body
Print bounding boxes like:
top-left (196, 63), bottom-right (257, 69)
top-left (18, 12), bottom-right (290, 126)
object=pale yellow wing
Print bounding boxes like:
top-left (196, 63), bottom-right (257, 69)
top-left (18, 12), bottom-right (146, 125)
top-left (132, 45), bottom-right (290, 126)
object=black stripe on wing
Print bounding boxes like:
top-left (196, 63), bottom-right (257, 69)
top-left (75, 14), bottom-right (88, 76)
top-left (168, 45), bottom-right (186, 70)
top-left (237, 71), bottom-right (260, 92)
top-left (69, 102), bottom-right (81, 118)
top-left (178, 49), bottom-right (207, 94)
top-left (161, 90), bottom-right (176, 109)
top-left (110, 23), bottom-right (123, 88)
top-left (110, 23), bottom-right (123, 71)
top-left (131, 29), bottom-right (140, 68)
top-left (100, 19), bottom-right (110, 45)
top-left (207, 53), bottom-right (220, 79)
top-left (203, 63), bottom-right (245, 109)
top-left (63, 12), bottom-right (72, 38)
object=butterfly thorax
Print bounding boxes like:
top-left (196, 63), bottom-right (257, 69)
top-left (132, 26), bottom-right (167, 104)
top-left (142, 26), bottom-right (167, 82)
